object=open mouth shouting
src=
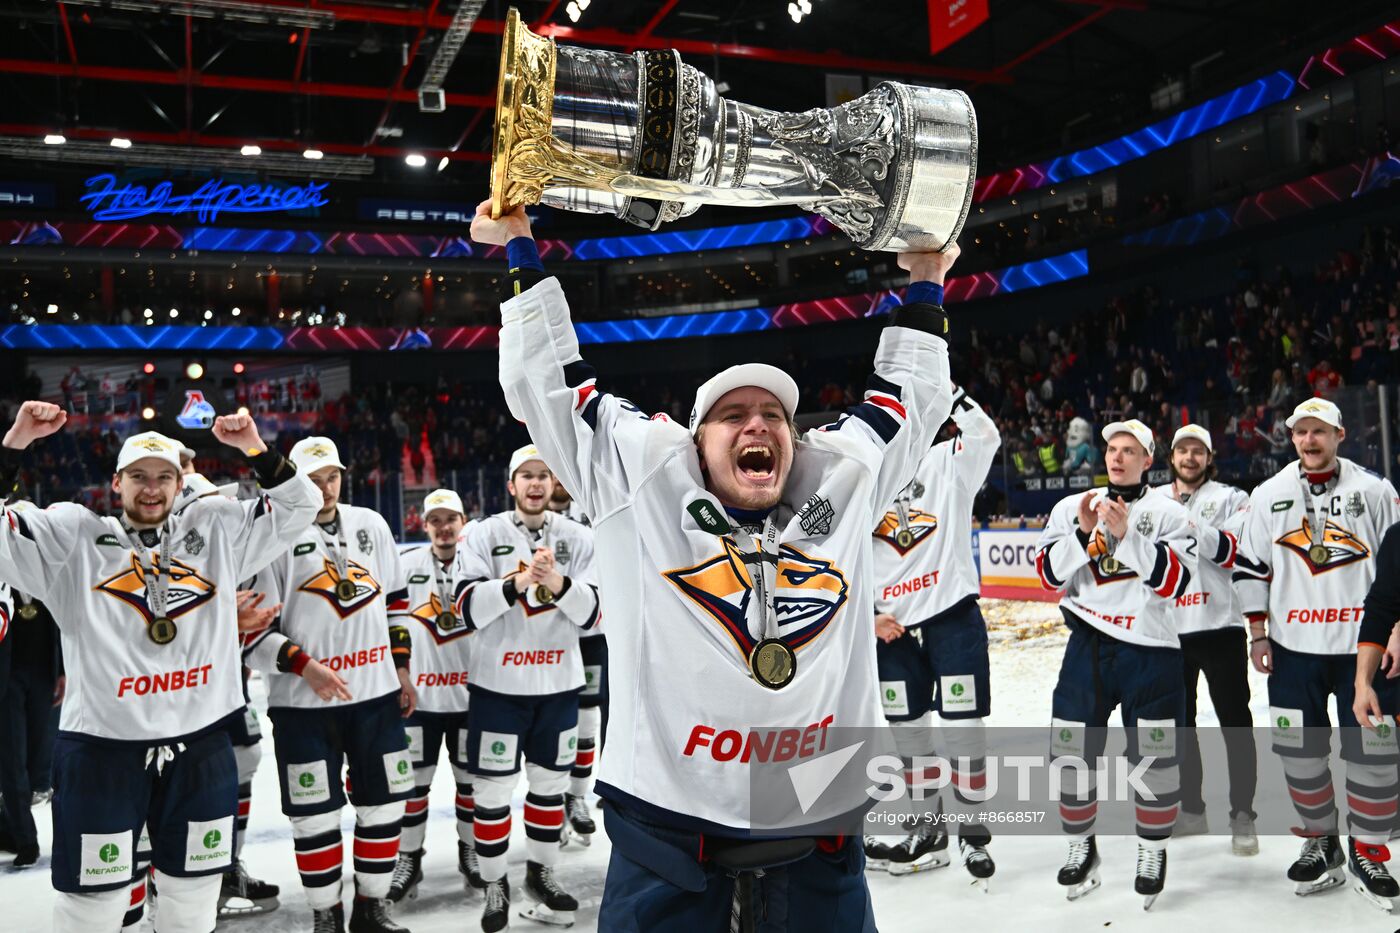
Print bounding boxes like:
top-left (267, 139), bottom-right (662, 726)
top-left (736, 444), bottom-right (777, 483)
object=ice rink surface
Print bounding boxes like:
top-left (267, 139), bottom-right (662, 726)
top-left (3, 599), bottom-right (1398, 932)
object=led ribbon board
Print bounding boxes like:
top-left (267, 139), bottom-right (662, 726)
top-left (80, 174), bottom-right (330, 223)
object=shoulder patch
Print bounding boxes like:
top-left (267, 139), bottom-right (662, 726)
top-left (686, 499), bottom-right (732, 536)
top-left (1271, 500), bottom-right (1294, 512)
top-left (96, 533), bottom-right (121, 547)
top-left (293, 542), bottom-right (316, 556)
top-left (492, 544), bottom-right (515, 556)
top-left (408, 573), bottom-right (430, 584)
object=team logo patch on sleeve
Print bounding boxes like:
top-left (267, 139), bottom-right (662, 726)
top-left (1276, 519), bottom-right (1370, 574)
top-left (1346, 492), bottom-right (1366, 518)
top-left (180, 529), bottom-right (205, 556)
top-left (96, 555), bottom-right (217, 624)
top-left (796, 495), bottom-right (836, 536)
top-left (184, 817), bottom-right (234, 872)
top-left (78, 831), bottom-right (133, 886)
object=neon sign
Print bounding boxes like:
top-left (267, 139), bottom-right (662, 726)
top-left (80, 174), bottom-right (330, 222)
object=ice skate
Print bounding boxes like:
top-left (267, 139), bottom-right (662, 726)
top-left (387, 849), bottom-right (423, 903)
top-left (218, 859), bottom-right (281, 916)
top-left (311, 903), bottom-right (345, 933)
top-left (460, 839), bottom-right (486, 890)
top-left (1135, 841), bottom-right (1167, 911)
top-left (1288, 833), bottom-right (1344, 896)
top-left (958, 827), bottom-right (994, 892)
top-left (1349, 840), bottom-right (1399, 913)
top-left (863, 834), bottom-right (893, 872)
top-left (481, 877), bottom-right (510, 933)
top-left (561, 794), bottom-right (594, 848)
top-left (518, 861), bottom-right (576, 927)
top-left (348, 896), bottom-right (409, 933)
top-left (1058, 836), bottom-right (1100, 901)
top-left (886, 819), bottom-right (949, 876)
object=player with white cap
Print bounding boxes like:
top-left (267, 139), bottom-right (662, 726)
top-left (472, 200), bottom-right (958, 931)
top-left (1146, 424), bottom-right (1257, 854)
top-left (386, 487), bottom-right (485, 904)
top-left (1233, 397), bottom-right (1400, 908)
top-left (241, 436), bottom-right (418, 933)
top-left (448, 445), bottom-right (599, 931)
top-left (1035, 418), bottom-right (1197, 909)
top-left (0, 401), bottom-right (320, 933)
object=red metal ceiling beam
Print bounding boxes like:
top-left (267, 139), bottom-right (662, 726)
top-left (292, 1), bottom-right (1010, 83)
top-left (627, 0), bottom-right (680, 52)
top-left (1059, 0), bottom-right (1148, 10)
top-left (0, 122), bottom-right (490, 162)
top-left (532, 1), bottom-right (563, 29)
top-left (992, 5), bottom-right (1113, 76)
top-left (292, 27), bottom-right (310, 84)
top-left (0, 58), bottom-right (493, 107)
top-left (57, 3), bottom-right (80, 72)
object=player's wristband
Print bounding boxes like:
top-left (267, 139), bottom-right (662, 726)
top-left (502, 576), bottom-right (520, 605)
top-left (278, 642), bottom-right (312, 676)
top-left (244, 448), bottom-right (296, 487)
top-left (1250, 636), bottom-right (1269, 644)
top-left (888, 301), bottom-right (948, 336)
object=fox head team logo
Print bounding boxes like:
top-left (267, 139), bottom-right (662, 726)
top-left (872, 509), bottom-right (939, 556)
top-left (1085, 531), bottom-right (1137, 584)
top-left (407, 592), bottom-right (471, 644)
top-left (96, 554), bottom-right (217, 624)
top-left (1276, 518), bottom-right (1371, 574)
top-left (299, 558), bottom-right (382, 617)
top-left (664, 538), bottom-right (848, 663)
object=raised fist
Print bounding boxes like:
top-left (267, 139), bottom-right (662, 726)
top-left (212, 412), bottom-right (266, 454)
top-left (3, 401), bottom-right (67, 450)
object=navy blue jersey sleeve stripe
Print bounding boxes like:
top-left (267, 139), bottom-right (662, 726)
top-left (866, 373), bottom-right (903, 400)
top-left (847, 403), bottom-right (901, 444)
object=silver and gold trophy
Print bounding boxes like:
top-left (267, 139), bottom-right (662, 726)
top-left (490, 8), bottom-right (977, 252)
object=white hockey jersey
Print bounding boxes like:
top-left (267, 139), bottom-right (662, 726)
top-left (1233, 458), bottom-right (1400, 655)
top-left (0, 477), bottom-right (319, 742)
top-left (498, 276), bottom-right (951, 833)
top-left (873, 392), bottom-right (999, 624)
top-left (1146, 480), bottom-right (1248, 636)
top-left (389, 544), bottom-right (474, 713)
top-left (244, 505), bottom-right (407, 709)
top-left (0, 581), bottom-right (10, 647)
top-left (1036, 488), bottom-right (1197, 648)
top-left (454, 510), bottom-right (598, 696)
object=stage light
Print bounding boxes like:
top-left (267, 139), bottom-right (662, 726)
top-left (231, 307), bottom-right (241, 317)
top-left (169, 308), bottom-right (179, 318)
top-left (404, 153), bottom-right (427, 168)
top-left (437, 156), bottom-right (450, 172)
top-left (46, 304), bottom-right (57, 314)
top-left (240, 144), bottom-right (261, 156)
top-left (141, 406), bottom-right (156, 420)
top-left (111, 137), bottom-right (132, 149)
top-left (303, 148), bottom-right (324, 160)
top-left (233, 362), bottom-right (245, 374)
top-left (186, 362), bottom-right (204, 380)
top-left (44, 134), bottom-right (66, 145)
top-left (143, 362), bottom-right (155, 374)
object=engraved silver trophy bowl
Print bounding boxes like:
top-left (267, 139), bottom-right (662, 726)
top-left (490, 8), bottom-right (977, 252)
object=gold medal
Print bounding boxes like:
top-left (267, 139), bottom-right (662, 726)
top-left (148, 616), bottom-right (178, 645)
top-left (533, 584), bottom-right (555, 605)
top-left (896, 528), bottom-right (915, 548)
top-left (436, 611), bottom-right (460, 630)
top-left (1308, 544), bottom-right (1329, 566)
top-left (335, 578), bottom-right (358, 602)
top-left (750, 638), bottom-right (797, 690)
top-left (1099, 556), bottom-right (1121, 575)
top-left (18, 603), bottom-right (37, 620)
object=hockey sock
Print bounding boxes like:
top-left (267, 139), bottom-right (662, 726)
top-left (402, 763), bottom-right (437, 853)
top-left (525, 762), bottom-right (568, 866)
top-left (944, 718), bottom-right (989, 807)
top-left (54, 889), bottom-right (128, 933)
top-left (451, 764), bottom-right (476, 844)
top-left (291, 811), bottom-right (344, 909)
top-left (1281, 756), bottom-right (1338, 835)
top-left (1345, 760), bottom-right (1399, 846)
top-left (1134, 757), bottom-right (1180, 841)
top-left (570, 706), bottom-right (602, 797)
top-left (150, 870), bottom-right (221, 933)
top-left (121, 826), bottom-right (153, 931)
top-left (1052, 730), bottom-right (1097, 835)
top-left (352, 803), bottom-right (405, 900)
top-left (473, 771), bottom-right (518, 883)
top-left (892, 714), bottom-right (941, 822)
top-left (233, 743), bottom-right (261, 859)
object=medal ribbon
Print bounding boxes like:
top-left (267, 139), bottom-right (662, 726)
top-left (121, 518), bottom-right (173, 621)
top-left (317, 518), bottom-right (352, 587)
top-left (744, 511), bottom-right (783, 645)
top-left (433, 553), bottom-right (456, 617)
top-left (1296, 469), bottom-right (1334, 555)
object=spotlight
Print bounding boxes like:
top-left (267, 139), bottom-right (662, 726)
top-left (230, 307), bottom-right (242, 317)
top-left (240, 144), bottom-right (261, 156)
top-left (233, 362), bottom-right (245, 375)
top-left (143, 362), bottom-right (155, 374)
top-left (141, 406), bottom-right (156, 420)
top-left (169, 308), bottom-right (179, 318)
top-left (43, 134), bottom-right (66, 145)
top-left (185, 362), bottom-right (204, 380)
top-left (404, 153), bottom-right (427, 168)
top-left (46, 304), bottom-right (58, 314)
top-left (303, 148), bottom-right (324, 160)
top-left (111, 137), bottom-right (132, 149)
top-left (437, 156), bottom-right (450, 172)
